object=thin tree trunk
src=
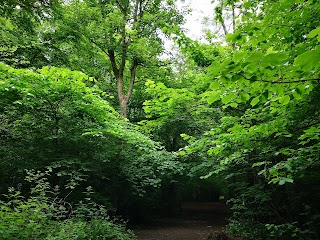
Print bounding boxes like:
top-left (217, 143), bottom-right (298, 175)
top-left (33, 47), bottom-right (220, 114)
top-left (232, 3), bottom-right (235, 33)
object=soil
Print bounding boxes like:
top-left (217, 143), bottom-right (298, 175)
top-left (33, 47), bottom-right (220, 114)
top-left (132, 202), bottom-right (239, 240)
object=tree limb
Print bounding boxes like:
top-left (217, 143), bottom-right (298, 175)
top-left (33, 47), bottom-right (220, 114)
top-left (108, 50), bottom-right (119, 77)
top-left (237, 73), bottom-right (320, 84)
top-left (119, 27), bottom-right (128, 78)
top-left (77, 29), bottom-right (110, 58)
top-left (115, 0), bottom-right (125, 13)
top-left (126, 59), bottom-right (138, 102)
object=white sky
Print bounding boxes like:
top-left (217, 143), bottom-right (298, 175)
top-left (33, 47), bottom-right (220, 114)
top-left (177, 0), bottom-right (215, 40)
top-left (161, 0), bottom-right (217, 59)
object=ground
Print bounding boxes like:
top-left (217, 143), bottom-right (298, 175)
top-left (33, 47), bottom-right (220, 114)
top-left (132, 202), bottom-right (240, 240)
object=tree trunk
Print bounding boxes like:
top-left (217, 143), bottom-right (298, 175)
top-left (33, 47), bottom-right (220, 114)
top-left (119, 96), bottom-right (128, 118)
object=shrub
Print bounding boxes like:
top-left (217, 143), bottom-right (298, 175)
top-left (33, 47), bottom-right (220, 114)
top-left (0, 170), bottom-right (135, 240)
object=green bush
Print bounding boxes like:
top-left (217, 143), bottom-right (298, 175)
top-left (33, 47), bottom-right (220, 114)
top-left (0, 170), bottom-right (135, 240)
top-left (47, 219), bottom-right (134, 240)
top-left (226, 218), bottom-right (267, 240)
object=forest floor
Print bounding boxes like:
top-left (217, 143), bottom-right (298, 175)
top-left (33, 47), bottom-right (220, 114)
top-left (132, 202), bottom-right (241, 240)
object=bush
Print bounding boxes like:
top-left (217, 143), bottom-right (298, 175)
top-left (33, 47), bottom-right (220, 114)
top-left (47, 219), bottom-right (134, 240)
top-left (0, 170), bottom-right (135, 240)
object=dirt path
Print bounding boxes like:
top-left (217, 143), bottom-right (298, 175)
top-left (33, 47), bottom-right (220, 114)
top-left (132, 202), bottom-right (231, 240)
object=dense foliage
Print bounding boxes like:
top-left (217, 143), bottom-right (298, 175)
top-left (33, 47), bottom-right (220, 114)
top-left (1, 0), bottom-right (320, 239)
top-left (0, 169), bottom-right (135, 240)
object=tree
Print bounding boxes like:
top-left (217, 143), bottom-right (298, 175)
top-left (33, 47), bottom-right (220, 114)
top-left (0, 0), bottom-right (64, 68)
top-left (49, 0), bottom-right (183, 118)
top-left (175, 0), bottom-right (320, 238)
top-left (0, 62), bottom-right (187, 221)
top-left (139, 0), bottom-right (320, 238)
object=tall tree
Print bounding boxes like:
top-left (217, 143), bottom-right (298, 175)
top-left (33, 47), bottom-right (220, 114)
top-left (50, 0), bottom-right (183, 117)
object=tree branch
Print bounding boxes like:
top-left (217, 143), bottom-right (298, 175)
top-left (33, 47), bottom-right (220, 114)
top-left (133, 0), bottom-right (140, 23)
top-left (237, 73), bottom-right (320, 84)
top-left (126, 59), bottom-right (138, 102)
top-left (108, 50), bottom-right (119, 77)
top-left (77, 29), bottom-right (110, 58)
top-left (119, 27), bottom-right (128, 78)
top-left (115, 0), bottom-right (125, 13)
top-left (218, 0), bottom-right (228, 36)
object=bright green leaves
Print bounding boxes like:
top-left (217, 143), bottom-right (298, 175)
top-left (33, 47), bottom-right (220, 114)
top-left (183, 2), bottom-right (320, 238)
top-left (240, 93), bottom-right (250, 102)
top-left (209, 81), bottom-right (220, 90)
top-left (142, 80), bottom-right (198, 133)
top-left (233, 51), bottom-right (247, 62)
top-left (260, 52), bottom-right (288, 68)
top-left (207, 91), bottom-right (221, 104)
top-left (267, 176), bottom-right (294, 185)
top-left (308, 26), bottom-right (320, 41)
top-left (294, 49), bottom-right (320, 70)
top-left (221, 93), bottom-right (234, 104)
top-left (266, 47), bottom-right (278, 55)
top-left (279, 95), bottom-right (290, 105)
top-left (250, 96), bottom-right (260, 107)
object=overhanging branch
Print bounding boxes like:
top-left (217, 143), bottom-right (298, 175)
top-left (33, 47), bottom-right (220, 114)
top-left (236, 73), bottom-right (320, 84)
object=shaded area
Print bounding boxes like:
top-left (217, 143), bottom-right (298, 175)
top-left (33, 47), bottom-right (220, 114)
top-left (132, 202), bottom-right (234, 240)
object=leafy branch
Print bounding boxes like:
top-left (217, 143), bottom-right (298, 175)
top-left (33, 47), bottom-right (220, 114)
top-left (236, 73), bottom-right (320, 84)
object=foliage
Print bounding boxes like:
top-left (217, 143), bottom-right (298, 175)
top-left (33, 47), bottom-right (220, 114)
top-left (0, 0), bottom-right (65, 68)
top-left (41, 0), bottom-right (184, 117)
top-left (139, 0), bottom-right (320, 239)
top-left (0, 63), bottom-right (176, 219)
top-left (0, 169), bottom-right (135, 240)
top-left (2, 0), bottom-right (320, 239)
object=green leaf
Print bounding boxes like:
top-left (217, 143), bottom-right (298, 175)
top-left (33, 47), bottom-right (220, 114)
top-left (261, 90), bottom-right (269, 102)
top-left (252, 161), bottom-right (266, 167)
top-left (279, 95), bottom-right (290, 105)
top-left (247, 52), bottom-right (264, 62)
top-left (230, 102), bottom-right (238, 108)
top-left (232, 74), bottom-right (244, 81)
top-left (250, 96), bottom-right (260, 106)
top-left (233, 51), bottom-right (246, 62)
top-left (261, 53), bottom-right (287, 67)
top-left (296, 85), bottom-right (306, 95)
top-left (240, 93), bottom-right (250, 102)
top-left (207, 92), bottom-right (220, 104)
top-left (308, 27), bottom-right (320, 40)
top-left (207, 63), bottom-right (222, 77)
top-left (221, 94), bottom-right (234, 104)
top-left (279, 177), bottom-right (294, 185)
top-left (266, 47), bottom-right (278, 55)
top-left (226, 33), bottom-right (235, 42)
top-left (293, 92), bottom-right (302, 100)
top-left (294, 50), bottom-right (320, 69)
top-left (210, 81), bottom-right (220, 90)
